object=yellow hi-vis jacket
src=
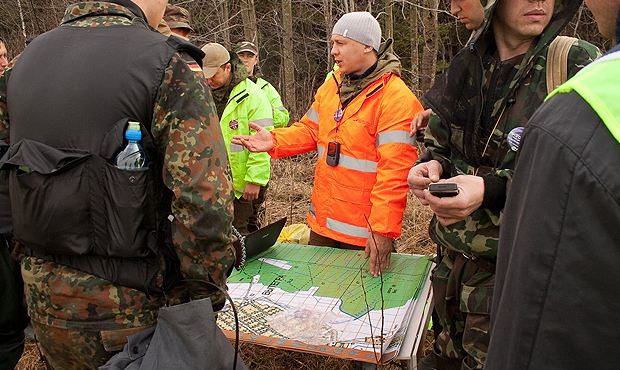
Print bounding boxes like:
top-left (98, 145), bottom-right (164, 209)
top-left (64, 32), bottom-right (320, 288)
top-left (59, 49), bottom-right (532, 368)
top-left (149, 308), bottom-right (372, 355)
top-left (221, 78), bottom-right (274, 198)
top-left (255, 77), bottom-right (289, 128)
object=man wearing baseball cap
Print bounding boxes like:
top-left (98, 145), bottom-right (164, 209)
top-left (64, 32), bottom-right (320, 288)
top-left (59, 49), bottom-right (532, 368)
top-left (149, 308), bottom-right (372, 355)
top-left (233, 12), bottom-right (423, 276)
top-left (235, 41), bottom-right (290, 130)
top-left (202, 42), bottom-right (274, 235)
top-left (234, 41), bottom-right (289, 232)
top-left (163, 4), bottom-right (193, 40)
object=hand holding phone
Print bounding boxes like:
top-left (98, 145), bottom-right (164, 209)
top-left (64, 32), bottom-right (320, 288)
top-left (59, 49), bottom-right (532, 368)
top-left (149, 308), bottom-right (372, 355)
top-left (426, 176), bottom-right (484, 226)
top-left (428, 183), bottom-right (459, 197)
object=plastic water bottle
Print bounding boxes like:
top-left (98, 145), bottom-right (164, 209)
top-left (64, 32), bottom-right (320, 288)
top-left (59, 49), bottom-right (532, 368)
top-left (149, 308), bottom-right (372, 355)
top-left (115, 121), bottom-right (148, 170)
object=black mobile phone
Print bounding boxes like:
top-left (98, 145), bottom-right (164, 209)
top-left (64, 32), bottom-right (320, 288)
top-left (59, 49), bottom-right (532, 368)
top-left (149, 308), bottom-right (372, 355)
top-left (326, 141), bottom-right (340, 167)
top-left (428, 183), bottom-right (459, 197)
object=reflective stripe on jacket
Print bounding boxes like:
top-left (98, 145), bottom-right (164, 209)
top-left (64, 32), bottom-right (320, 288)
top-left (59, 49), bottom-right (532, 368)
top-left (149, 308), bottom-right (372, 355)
top-left (220, 78), bottom-right (274, 198)
top-left (269, 70), bottom-right (423, 246)
top-left (256, 77), bottom-right (289, 128)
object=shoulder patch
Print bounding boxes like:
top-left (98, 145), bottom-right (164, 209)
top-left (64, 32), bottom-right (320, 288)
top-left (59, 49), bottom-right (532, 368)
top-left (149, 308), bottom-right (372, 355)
top-left (187, 62), bottom-right (202, 73)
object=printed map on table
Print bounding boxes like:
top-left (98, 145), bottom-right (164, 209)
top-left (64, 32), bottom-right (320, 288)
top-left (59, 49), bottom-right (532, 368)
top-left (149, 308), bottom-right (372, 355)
top-left (217, 243), bottom-right (432, 364)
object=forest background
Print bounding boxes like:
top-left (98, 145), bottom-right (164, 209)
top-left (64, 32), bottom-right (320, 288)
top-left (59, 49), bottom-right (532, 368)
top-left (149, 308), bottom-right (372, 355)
top-left (0, 0), bottom-right (609, 114)
top-left (0, 0), bottom-right (609, 369)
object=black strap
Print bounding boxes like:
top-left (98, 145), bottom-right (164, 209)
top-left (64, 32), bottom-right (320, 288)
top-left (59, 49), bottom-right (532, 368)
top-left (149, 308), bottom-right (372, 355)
top-left (331, 72), bottom-right (339, 87)
top-left (166, 36), bottom-right (205, 68)
top-left (365, 83), bottom-right (384, 98)
top-left (109, 0), bottom-right (148, 21)
top-left (435, 243), bottom-right (442, 266)
top-left (0, 140), bottom-right (8, 159)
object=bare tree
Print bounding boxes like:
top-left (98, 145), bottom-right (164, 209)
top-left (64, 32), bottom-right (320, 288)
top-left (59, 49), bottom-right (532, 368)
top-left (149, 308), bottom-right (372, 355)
top-left (420, 0), bottom-right (440, 92)
top-left (323, 0), bottom-right (334, 68)
top-left (0, 0), bottom-right (606, 120)
top-left (240, 0), bottom-right (258, 43)
top-left (218, 0), bottom-right (231, 48)
top-left (281, 0), bottom-right (297, 113)
top-left (384, 0), bottom-right (393, 43)
top-left (343, 0), bottom-right (355, 13)
top-left (409, 1), bottom-right (420, 94)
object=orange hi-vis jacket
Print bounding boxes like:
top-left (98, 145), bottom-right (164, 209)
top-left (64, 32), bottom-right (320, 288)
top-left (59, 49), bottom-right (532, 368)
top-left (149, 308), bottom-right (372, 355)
top-left (268, 70), bottom-right (423, 246)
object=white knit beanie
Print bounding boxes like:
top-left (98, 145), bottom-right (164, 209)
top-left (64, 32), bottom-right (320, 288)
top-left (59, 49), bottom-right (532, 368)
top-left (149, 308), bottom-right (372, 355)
top-left (332, 12), bottom-right (382, 52)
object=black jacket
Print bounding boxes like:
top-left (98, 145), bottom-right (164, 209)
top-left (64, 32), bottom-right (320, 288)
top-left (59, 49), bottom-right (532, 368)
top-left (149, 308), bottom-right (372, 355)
top-left (0, 3), bottom-right (204, 294)
top-left (486, 43), bottom-right (620, 369)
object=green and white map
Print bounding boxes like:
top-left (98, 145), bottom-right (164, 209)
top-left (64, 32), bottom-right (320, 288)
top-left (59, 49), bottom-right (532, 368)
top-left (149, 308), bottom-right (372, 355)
top-left (217, 243), bottom-right (432, 363)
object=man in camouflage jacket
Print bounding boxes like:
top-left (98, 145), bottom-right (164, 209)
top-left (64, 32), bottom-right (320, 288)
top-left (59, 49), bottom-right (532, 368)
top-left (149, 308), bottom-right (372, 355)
top-left (0, 0), bottom-right (235, 368)
top-left (408, 0), bottom-right (600, 369)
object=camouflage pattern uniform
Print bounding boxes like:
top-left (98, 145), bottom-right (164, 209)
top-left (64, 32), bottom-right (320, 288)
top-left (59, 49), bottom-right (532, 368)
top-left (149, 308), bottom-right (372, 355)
top-left (157, 18), bottom-right (173, 37)
top-left (0, 2), bottom-right (235, 369)
top-left (418, 1), bottom-right (601, 369)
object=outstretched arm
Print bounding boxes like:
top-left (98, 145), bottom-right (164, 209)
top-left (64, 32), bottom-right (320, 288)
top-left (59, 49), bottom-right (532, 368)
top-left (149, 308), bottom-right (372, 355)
top-left (232, 122), bottom-right (275, 152)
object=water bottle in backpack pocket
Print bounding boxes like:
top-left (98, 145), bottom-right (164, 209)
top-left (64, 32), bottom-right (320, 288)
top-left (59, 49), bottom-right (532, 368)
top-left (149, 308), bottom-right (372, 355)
top-left (0, 120), bottom-right (157, 259)
top-left (115, 121), bottom-right (148, 171)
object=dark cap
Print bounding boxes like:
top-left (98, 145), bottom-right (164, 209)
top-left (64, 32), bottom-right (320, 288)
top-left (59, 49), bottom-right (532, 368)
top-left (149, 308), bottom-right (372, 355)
top-left (234, 41), bottom-right (258, 55)
top-left (163, 5), bottom-right (193, 32)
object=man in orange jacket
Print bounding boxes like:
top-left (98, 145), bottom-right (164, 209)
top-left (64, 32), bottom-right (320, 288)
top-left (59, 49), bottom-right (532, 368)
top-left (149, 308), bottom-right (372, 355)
top-left (233, 11), bottom-right (423, 276)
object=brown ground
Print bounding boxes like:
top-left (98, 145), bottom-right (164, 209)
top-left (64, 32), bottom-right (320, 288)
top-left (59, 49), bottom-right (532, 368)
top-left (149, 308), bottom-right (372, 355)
top-left (16, 154), bottom-right (435, 370)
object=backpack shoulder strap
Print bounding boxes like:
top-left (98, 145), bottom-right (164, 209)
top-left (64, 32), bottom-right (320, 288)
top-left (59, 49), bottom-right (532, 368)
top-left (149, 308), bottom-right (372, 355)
top-left (546, 36), bottom-right (578, 95)
top-left (166, 36), bottom-right (205, 67)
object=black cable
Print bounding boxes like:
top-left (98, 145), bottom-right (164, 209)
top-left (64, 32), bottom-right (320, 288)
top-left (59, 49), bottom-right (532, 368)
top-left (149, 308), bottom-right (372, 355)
top-left (364, 214), bottom-right (385, 370)
top-left (359, 264), bottom-right (379, 369)
top-left (472, 42), bottom-right (486, 166)
top-left (182, 279), bottom-right (240, 370)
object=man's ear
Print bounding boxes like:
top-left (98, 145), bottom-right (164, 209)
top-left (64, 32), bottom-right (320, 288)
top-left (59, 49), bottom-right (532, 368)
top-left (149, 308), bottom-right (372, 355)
top-left (363, 45), bottom-right (374, 54)
top-left (225, 63), bottom-right (232, 73)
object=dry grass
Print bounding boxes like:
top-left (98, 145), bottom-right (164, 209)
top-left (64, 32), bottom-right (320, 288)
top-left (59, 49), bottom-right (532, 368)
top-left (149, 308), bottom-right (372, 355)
top-left (16, 155), bottom-right (435, 370)
top-left (16, 339), bottom-right (46, 370)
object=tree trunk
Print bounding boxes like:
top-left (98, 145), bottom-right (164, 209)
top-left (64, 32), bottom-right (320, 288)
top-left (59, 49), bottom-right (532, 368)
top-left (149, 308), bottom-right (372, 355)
top-left (409, 2), bottom-right (420, 94)
top-left (343, 0), bottom-right (355, 13)
top-left (281, 0), bottom-right (297, 113)
top-left (219, 0), bottom-right (231, 49)
top-left (384, 0), bottom-right (393, 44)
top-left (323, 0), bottom-right (333, 70)
top-left (420, 0), bottom-right (439, 92)
top-left (240, 0), bottom-right (258, 43)
top-left (573, 4), bottom-right (584, 37)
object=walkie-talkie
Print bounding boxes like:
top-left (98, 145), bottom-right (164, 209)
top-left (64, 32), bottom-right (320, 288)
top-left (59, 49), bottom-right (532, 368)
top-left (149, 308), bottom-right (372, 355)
top-left (326, 141), bottom-right (340, 167)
